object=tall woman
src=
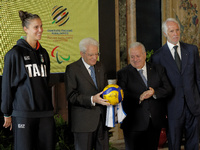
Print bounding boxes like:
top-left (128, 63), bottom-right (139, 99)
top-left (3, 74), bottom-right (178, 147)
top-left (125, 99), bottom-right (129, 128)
top-left (1, 10), bottom-right (55, 150)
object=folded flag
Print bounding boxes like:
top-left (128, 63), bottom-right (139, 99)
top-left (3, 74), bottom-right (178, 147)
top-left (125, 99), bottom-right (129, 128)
top-left (106, 102), bottom-right (126, 127)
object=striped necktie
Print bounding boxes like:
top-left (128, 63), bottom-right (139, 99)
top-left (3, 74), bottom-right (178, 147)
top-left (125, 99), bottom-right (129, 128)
top-left (139, 69), bottom-right (147, 87)
top-left (89, 66), bottom-right (98, 88)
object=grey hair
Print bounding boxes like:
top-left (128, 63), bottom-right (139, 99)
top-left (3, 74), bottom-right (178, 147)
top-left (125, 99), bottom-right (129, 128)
top-left (162, 18), bottom-right (180, 36)
top-left (79, 37), bottom-right (99, 52)
top-left (128, 42), bottom-right (146, 55)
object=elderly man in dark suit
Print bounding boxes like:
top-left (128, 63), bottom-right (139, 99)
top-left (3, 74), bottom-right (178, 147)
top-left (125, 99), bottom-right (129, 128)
top-left (152, 18), bottom-right (200, 150)
top-left (117, 42), bottom-right (172, 150)
top-left (65, 37), bottom-right (110, 150)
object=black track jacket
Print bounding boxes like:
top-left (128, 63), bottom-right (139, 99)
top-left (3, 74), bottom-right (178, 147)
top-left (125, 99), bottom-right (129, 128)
top-left (1, 38), bottom-right (54, 118)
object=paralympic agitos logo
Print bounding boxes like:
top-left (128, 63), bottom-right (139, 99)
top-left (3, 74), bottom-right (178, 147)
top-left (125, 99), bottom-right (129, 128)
top-left (51, 46), bottom-right (70, 64)
top-left (50, 5), bottom-right (71, 64)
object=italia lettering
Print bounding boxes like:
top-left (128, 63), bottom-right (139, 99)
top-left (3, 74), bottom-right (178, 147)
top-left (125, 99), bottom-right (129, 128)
top-left (25, 64), bottom-right (47, 77)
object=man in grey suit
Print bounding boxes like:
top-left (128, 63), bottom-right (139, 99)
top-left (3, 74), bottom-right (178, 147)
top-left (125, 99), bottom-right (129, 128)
top-left (65, 37), bottom-right (110, 150)
top-left (152, 18), bottom-right (200, 150)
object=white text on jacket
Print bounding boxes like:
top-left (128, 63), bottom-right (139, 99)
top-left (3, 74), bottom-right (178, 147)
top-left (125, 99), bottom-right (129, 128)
top-left (25, 64), bottom-right (47, 77)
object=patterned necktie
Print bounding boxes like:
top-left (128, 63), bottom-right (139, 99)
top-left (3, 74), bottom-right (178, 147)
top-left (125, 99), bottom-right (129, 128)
top-left (174, 45), bottom-right (181, 71)
top-left (89, 66), bottom-right (98, 88)
top-left (139, 69), bottom-right (147, 87)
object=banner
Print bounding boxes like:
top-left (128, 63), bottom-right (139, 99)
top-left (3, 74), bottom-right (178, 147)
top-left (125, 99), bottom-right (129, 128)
top-left (0, 0), bottom-right (99, 74)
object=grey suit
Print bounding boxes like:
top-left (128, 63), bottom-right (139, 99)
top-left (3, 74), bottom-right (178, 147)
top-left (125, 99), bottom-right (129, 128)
top-left (65, 58), bottom-right (108, 149)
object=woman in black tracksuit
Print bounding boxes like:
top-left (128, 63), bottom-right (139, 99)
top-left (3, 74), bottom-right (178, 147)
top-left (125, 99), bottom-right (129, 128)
top-left (1, 10), bottom-right (55, 150)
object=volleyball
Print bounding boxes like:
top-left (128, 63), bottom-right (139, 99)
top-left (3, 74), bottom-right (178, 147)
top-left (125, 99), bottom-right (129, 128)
top-left (102, 84), bottom-right (124, 105)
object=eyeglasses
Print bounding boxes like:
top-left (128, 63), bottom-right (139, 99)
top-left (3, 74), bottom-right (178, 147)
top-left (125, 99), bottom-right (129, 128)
top-left (84, 52), bottom-right (100, 57)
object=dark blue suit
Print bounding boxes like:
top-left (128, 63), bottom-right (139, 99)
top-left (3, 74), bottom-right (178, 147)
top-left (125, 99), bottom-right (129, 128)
top-left (152, 42), bottom-right (200, 150)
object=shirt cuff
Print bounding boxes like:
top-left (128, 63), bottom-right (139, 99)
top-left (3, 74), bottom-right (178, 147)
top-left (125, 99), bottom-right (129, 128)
top-left (4, 115), bottom-right (11, 117)
top-left (91, 96), bottom-right (96, 106)
top-left (153, 94), bottom-right (157, 99)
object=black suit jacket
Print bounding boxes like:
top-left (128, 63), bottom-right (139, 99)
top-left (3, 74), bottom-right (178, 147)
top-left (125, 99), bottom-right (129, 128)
top-left (117, 62), bottom-right (172, 131)
top-left (65, 58), bottom-right (107, 132)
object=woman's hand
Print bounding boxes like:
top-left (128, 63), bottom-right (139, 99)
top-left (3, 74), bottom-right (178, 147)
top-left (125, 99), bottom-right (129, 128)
top-left (3, 116), bottom-right (12, 130)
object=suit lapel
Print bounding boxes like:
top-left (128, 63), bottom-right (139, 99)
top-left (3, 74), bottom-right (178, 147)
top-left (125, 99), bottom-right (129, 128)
top-left (78, 59), bottom-right (97, 88)
top-left (146, 63), bottom-right (152, 87)
top-left (180, 42), bottom-right (189, 74)
top-left (94, 64), bottom-right (101, 89)
top-left (129, 65), bottom-right (147, 88)
top-left (162, 44), bottom-right (180, 73)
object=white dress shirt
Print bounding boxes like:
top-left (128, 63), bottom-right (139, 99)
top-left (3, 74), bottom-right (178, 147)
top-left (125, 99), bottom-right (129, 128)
top-left (137, 63), bottom-right (148, 81)
top-left (167, 41), bottom-right (181, 59)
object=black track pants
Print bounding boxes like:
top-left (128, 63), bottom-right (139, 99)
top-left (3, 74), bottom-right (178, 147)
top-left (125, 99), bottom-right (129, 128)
top-left (12, 116), bottom-right (55, 150)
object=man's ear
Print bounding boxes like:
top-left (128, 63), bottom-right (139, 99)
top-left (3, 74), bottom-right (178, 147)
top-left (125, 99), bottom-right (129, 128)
top-left (80, 51), bottom-right (84, 57)
top-left (163, 32), bottom-right (167, 37)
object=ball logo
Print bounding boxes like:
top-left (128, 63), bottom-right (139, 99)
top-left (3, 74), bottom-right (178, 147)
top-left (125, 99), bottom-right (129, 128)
top-left (51, 46), bottom-right (70, 64)
top-left (102, 84), bottom-right (124, 105)
top-left (51, 6), bottom-right (70, 26)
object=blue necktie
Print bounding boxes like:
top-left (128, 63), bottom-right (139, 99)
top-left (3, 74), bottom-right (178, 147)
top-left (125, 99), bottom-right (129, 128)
top-left (139, 69), bottom-right (147, 87)
top-left (89, 66), bottom-right (98, 88)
